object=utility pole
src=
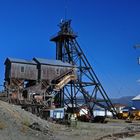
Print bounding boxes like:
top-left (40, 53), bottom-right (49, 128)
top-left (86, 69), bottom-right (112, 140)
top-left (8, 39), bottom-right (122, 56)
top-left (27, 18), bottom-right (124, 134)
top-left (134, 44), bottom-right (140, 49)
top-left (134, 44), bottom-right (140, 64)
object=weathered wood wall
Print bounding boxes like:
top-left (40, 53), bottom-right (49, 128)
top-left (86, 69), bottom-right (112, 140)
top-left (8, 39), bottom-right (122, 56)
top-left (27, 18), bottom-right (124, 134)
top-left (5, 63), bottom-right (38, 80)
top-left (40, 65), bottom-right (72, 81)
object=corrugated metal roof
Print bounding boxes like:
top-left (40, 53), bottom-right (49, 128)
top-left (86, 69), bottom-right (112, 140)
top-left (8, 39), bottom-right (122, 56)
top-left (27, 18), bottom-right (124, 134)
top-left (33, 57), bottom-right (73, 67)
top-left (132, 94), bottom-right (140, 100)
top-left (5, 57), bottom-right (36, 65)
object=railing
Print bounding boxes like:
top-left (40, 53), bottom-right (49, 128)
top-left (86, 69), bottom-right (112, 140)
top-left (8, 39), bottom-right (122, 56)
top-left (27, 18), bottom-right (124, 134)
top-left (54, 75), bottom-right (76, 91)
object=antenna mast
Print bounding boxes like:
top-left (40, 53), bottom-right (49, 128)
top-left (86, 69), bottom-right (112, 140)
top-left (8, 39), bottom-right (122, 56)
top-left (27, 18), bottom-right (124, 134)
top-left (65, 0), bottom-right (67, 20)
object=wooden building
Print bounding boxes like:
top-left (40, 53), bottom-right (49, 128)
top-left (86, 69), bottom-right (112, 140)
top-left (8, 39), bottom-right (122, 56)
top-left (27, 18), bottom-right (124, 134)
top-left (33, 57), bottom-right (75, 83)
top-left (5, 57), bottom-right (38, 82)
top-left (4, 57), bottom-right (76, 105)
top-left (4, 58), bottom-right (38, 102)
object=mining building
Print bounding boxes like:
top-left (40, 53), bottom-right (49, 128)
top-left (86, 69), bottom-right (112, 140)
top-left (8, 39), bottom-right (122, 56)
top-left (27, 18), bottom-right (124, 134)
top-left (4, 20), bottom-right (116, 122)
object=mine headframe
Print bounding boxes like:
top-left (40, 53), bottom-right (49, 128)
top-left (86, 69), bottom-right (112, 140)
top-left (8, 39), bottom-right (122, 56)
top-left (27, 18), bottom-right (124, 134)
top-left (50, 20), bottom-right (117, 119)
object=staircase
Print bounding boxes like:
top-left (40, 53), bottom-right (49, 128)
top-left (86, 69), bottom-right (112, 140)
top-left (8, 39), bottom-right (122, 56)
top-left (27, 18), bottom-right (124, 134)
top-left (54, 74), bottom-right (76, 91)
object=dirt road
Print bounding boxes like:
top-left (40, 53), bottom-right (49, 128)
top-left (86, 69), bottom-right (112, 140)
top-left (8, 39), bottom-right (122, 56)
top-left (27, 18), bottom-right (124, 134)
top-left (51, 120), bottom-right (140, 140)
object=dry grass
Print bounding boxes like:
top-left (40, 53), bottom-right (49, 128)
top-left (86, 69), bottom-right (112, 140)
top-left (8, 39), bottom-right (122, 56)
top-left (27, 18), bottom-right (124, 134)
top-left (20, 117), bottom-right (30, 133)
top-left (20, 125), bottom-right (29, 133)
top-left (22, 116), bottom-right (30, 126)
top-left (0, 121), bottom-right (7, 130)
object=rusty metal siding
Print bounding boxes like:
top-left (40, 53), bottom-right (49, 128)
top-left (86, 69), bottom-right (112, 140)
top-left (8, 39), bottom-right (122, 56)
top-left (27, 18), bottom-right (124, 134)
top-left (40, 65), bottom-right (72, 81)
top-left (10, 63), bottom-right (38, 80)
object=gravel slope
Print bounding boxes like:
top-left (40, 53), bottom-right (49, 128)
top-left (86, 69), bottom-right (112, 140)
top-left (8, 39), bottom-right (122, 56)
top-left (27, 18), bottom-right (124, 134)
top-left (0, 100), bottom-right (53, 140)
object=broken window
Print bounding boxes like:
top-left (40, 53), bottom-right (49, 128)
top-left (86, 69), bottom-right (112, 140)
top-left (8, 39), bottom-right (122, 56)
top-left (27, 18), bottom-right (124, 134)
top-left (21, 66), bottom-right (25, 73)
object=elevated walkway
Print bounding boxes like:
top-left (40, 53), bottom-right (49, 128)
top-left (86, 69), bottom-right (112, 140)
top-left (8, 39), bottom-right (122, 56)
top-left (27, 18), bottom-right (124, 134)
top-left (54, 74), bottom-right (76, 91)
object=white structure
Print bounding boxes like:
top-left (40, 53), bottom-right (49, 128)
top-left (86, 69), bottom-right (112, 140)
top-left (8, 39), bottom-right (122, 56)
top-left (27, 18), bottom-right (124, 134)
top-left (113, 103), bottom-right (126, 113)
top-left (93, 109), bottom-right (112, 117)
top-left (79, 108), bottom-right (88, 116)
top-left (132, 95), bottom-right (140, 110)
top-left (50, 108), bottom-right (64, 119)
top-left (79, 106), bottom-right (113, 117)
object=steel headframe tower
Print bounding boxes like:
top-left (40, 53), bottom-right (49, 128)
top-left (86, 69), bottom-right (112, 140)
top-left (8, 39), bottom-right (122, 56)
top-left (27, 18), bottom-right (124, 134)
top-left (50, 20), bottom-right (116, 119)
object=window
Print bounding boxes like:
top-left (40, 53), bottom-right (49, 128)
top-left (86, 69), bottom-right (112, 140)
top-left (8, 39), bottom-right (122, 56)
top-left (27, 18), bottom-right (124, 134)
top-left (56, 68), bottom-right (60, 75)
top-left (21, 66), bottom-right (25, 73)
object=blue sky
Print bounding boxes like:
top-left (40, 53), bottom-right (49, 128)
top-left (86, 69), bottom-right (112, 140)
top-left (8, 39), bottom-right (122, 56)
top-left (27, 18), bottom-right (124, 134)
top-left (0, 0), bottom-right (140, 98)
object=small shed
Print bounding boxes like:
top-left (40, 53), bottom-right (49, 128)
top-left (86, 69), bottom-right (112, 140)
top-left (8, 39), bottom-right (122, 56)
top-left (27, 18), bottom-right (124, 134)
top-left (50, 108), bottom-right (64, 119)
top-left (132, 95), bottom-right (140, 110)
top-left (42, 108), bottom-right (64, 120)
top-left (5, 57), bottom-right (38, 81)
top-left (93, 108), bottom-right (113, 118)
top-left (33, 57), bottom-right (75, 83)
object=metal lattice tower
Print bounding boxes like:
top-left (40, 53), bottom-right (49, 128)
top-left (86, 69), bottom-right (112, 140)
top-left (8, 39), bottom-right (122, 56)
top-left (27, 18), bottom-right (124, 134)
top-left (50, 20), bottom-right (117, 119)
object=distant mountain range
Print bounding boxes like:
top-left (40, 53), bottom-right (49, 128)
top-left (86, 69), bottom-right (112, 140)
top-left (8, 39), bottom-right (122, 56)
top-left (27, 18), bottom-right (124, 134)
top-left (111, 96), bottom-right (134, 107)
top-left (66, 96), bottom-right (135, 107)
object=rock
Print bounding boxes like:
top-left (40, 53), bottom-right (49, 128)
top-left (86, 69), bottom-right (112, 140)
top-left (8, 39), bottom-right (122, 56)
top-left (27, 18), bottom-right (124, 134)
top-left (29, 122), bottom-right (41, 131)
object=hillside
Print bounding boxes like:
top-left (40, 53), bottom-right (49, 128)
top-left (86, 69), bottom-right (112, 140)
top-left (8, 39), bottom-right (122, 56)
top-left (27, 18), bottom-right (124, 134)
top-left (0, 100), bottom-right (53, 140)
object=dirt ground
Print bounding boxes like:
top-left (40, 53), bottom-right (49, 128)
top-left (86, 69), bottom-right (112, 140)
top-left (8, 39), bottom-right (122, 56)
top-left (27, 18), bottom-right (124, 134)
top-left (1, 100), bottom-right (140, 140)
top-left (51, 119), bottom-right (140, 140)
